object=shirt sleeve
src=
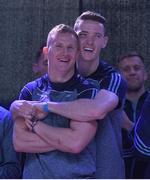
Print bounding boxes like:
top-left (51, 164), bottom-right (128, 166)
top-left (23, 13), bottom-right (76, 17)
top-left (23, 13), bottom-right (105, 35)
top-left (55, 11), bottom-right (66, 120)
top-left (77, 79), bottom-right (99, 100)
top-left (99, 72), bottom-right (127, 108)
top-left (0, 109), bottom-right (22, 178)
top-left (134, 95), bottom-right (150, 158)
top-left (19, 79), bottom-right (38, 100)
top-left (19, 85), bottom-right (33, 100)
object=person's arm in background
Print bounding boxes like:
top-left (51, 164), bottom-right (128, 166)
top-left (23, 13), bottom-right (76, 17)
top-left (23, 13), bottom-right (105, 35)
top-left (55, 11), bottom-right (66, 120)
top-left (0, 109), bottom-right (21, 179)
top-left (122, 111), bottom-right (134, 132)
top-left (134, 95), bottom-right (150, 158)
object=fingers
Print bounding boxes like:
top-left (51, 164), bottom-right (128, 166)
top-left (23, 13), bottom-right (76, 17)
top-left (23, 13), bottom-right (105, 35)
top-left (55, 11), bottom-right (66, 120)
top-left (12, 100), bottom-right (48, 120)
top-left (24, 114), bottom-right (33, 120)
top-left (25, 119), bottom-right (32, 131)
top-left (16, 101), bottom-right (34, 119)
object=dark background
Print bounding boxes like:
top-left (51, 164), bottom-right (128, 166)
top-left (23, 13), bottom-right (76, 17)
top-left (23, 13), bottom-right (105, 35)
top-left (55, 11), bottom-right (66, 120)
top-left (0, 0), bottom-right (150, 108)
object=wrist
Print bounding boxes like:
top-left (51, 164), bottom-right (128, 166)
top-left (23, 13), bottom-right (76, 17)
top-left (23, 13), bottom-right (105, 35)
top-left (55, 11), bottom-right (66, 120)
top-left (31, 120), bottom-right (38, 133)
top-left (42, 102), bottom-right (50, 113)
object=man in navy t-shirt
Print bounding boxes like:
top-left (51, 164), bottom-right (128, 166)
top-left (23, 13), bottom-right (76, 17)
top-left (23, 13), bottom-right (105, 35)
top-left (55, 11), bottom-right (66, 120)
top-left (11, 24), bottom-right (98, 178)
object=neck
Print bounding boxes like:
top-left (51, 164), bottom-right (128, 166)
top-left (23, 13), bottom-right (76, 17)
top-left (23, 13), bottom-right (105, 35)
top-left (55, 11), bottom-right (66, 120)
top-left (77, 57), bottom-right (99, 77)
top-left (48, 70), bottom-right (74, 83)
top-left (126, 87), bottom-right (146, 103)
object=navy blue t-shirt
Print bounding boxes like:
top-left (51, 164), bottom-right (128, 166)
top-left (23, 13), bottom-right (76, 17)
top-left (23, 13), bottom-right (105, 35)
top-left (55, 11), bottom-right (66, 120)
top-left (20, 73), bottom-right (98, 179)
top-left (86, 60), bottom-right (126, 178)
top-left (86, 60), bottom-right (126, 108)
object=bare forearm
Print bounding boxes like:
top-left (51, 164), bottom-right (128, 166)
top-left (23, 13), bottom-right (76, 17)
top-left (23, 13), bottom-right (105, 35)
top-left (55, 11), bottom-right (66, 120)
top-left (34, 120), bottom-right (97, 153)
top-left (14, 133), bottom-right (55, 153)
top-left (34, 121), bottom-right (77, 152)
top-left (46, 90), bottom-right (118, 122)
top-left (47, 99), bottom-right (101, 121)
top-left (13, 119), bottom-right (56, 153)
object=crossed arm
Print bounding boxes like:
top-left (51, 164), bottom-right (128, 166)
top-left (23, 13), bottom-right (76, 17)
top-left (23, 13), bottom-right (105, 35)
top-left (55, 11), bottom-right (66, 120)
top-left (11, 89), bottom-right (117, 153)
top-left (13, 117), bottom-right (56, 153)
top-left (28, 119), bottom-right (97, 153)
top-left (12, 102), bottom-right (97, 154)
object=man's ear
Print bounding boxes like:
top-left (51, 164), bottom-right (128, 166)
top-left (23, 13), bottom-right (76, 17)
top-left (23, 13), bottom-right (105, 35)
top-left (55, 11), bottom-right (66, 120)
top-left (102, 36), bottom-right (108, 48)
top-left (43, 46), bottom-right (48, 59)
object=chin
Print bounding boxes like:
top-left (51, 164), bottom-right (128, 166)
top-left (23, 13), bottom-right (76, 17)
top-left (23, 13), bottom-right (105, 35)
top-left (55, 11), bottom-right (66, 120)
top-left (82, 56), bottom-right (94, 61)
top-left (128, 87), bottom-right (142, 92)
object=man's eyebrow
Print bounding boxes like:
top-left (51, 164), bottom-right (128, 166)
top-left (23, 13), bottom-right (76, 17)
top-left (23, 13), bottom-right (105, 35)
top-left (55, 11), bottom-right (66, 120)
top-left (78, 30), bottom-right (87, 33)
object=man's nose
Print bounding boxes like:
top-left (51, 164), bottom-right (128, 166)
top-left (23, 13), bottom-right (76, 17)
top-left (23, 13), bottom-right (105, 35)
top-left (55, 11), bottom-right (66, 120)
top-left (129, 68), bottom-right (136, 74)
top-left (86, 36), bottom-right (94, 45)
top-left (61, 47), bottom-right (69, 56)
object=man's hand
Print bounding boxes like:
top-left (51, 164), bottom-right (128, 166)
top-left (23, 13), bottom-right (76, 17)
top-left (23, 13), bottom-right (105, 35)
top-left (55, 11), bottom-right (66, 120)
top-left (122, 111), bottom-right (134, 132)
top-left (10, 100), bottom-right (33, 120)
top-left (32, 102), bottom-right (48, 120)
top-left (10, 100), bottom-right (48, 122)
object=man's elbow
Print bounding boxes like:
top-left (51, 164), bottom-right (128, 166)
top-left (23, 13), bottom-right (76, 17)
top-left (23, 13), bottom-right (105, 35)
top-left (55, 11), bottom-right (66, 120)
top-left (66, 140), bottom-right (86, 154)
top-left (92, 91), bottom-right (119, 120)
top-left (13, 142), bottom-right (21, 152)
top-left (92, 101), bottom-right (118, 120)
top-left (90, 107), bottom-right (106, 120)
top-left (10, 101), bottom-right (18, 119)
top-left (13, 138), bottom-right (24, 152)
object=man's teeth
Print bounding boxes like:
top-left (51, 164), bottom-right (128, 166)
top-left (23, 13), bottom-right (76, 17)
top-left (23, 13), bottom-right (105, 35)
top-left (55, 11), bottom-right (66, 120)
top-left (84, 47), bottom-right (93, 52)
top-left (60, 59), bottom-right (68, 62)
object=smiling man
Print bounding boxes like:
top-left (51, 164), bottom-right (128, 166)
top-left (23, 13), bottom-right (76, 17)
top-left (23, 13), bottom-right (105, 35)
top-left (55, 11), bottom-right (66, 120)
top-left (12, 24), bottom-right (99, 179)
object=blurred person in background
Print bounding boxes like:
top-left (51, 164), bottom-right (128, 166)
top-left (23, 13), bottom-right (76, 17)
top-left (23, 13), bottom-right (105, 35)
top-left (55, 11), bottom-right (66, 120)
top-left (118, 51), bottom-right (150, 178)
top-left (0, 106), bottom-right (21, 178)
top-left (32, 44), bottom-right (48, 77)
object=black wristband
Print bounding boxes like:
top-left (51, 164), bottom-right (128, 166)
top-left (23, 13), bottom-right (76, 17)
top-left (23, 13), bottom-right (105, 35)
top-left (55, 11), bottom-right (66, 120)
top-left (31, 120), bottom-right (38, 133)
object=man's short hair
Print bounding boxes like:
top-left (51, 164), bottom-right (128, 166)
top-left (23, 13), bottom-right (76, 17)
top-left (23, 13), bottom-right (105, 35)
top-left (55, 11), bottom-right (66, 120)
top-left (118, 51), bottom-right (145, 64)
top-left (74, 11), bottom-right (106, 32)
top-left (47, 24), bottom-right (79, 47)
